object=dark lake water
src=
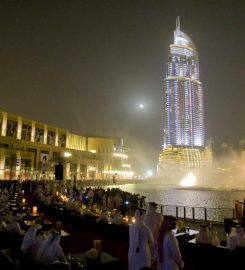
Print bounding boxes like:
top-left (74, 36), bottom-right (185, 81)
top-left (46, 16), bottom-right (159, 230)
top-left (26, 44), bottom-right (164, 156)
top-left (107, 181), bottom-right (245, 222)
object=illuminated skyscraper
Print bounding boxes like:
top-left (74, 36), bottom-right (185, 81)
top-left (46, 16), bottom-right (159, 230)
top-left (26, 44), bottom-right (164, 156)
top-left (163, 17), bottom-right (204, 148)
top-left (158, 18), bottom-right (211, 186)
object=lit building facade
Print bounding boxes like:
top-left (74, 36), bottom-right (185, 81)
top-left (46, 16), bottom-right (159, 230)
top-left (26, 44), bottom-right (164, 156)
top-left (0, 110), bottom-right (134, 181)
top-left (163, 18), bottom-right (204, 148)
top-left (158, 19), bottom-right (211, 186)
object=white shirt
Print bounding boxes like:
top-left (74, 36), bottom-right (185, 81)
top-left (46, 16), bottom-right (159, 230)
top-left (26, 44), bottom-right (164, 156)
top-left (158, 231), bottom-right (184, 270)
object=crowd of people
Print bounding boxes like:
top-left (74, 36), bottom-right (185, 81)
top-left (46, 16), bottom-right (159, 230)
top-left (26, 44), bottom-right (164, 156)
top-left (127, 202), bottom-right (245, 270)
top-left (128, 203), bottom-right (184, 270)
top-left (195, 222), bottom-right (220, 246)
top-left (20, 222), bottom-right (71, 269)
top-left (2, 180), bottom-right (245, 270)
top-left (195, 221), bottom-right (245, 251)
top-left (0, 187), bottom-right (71, 269)
top-left (0, 180), bottom-right (183, 270)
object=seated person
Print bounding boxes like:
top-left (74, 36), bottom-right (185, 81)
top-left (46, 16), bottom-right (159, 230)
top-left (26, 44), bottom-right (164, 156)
top-left (39, 212), bottom-right (46, 225)
top-left (237, 226), bottom-right (245, 247)
top-left (21, 223), bottom-right (44, 259)
top-left (227, 225), bottom-right (245, 250)
top-left (5, 213), bottom-right (23, 234)
top-left (35, 229), bottom-right (70, 268)
top-left (65, 199), bottom-right (74, 211)
top-left (111, 210), bottom-right (123, 225)
top-left (98, 209), bottom-right (109, 223)
top-left (208, 230), bottom-right (220, 246)
top-left (207, 223), bottom-right (220, 246)
top-left (227, 227), bottom-right (238, 250)
top-left (118, 202), bottom-right (126, 217)
top-left (3, 210), bottom-right (14, 223)
top-left (195, 223), bottom-right (210, 244)
top-left (72, 201), bottom-right (82, 214)
top-left (0, 219), bottom-right (7, 229)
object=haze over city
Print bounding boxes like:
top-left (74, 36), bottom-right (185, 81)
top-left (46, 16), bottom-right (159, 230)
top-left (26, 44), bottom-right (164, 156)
top-left (0, 1), bottom-right (244, 174)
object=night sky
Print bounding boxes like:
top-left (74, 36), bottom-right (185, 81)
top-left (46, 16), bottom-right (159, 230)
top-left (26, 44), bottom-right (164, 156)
top-left (0, 0), bottom-right (244, 173)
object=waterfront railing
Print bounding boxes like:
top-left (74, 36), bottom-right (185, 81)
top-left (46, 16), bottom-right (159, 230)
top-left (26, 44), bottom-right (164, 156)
top-left (158, 205), bottom-right (235, 223)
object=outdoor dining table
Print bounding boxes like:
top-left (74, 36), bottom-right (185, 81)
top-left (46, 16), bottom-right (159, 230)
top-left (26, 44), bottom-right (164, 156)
top-left (24, 219), bottom-right (52, 227)
top-left (70, 251), bottom-right (119, 269)
top-left (23, 220), bottom-right (70, 238)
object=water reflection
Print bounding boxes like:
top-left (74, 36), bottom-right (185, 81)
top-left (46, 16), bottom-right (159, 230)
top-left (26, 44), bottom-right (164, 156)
top-left (108, 183), bottom-right (245, 210)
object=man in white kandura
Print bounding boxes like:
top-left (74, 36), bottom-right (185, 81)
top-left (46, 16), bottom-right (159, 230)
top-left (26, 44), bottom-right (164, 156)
top-left (156, 215), bottom-right (184, 270)
top-left (144, 202), bottom-right (163, 240)
top-left (128, 208), bottom-right (154, 270)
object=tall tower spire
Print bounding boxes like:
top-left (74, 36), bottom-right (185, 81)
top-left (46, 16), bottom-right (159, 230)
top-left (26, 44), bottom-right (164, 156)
top-left (176, 16), bottom-right (180, 31)
top-left (158, 19), bottom-right (211, 186)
